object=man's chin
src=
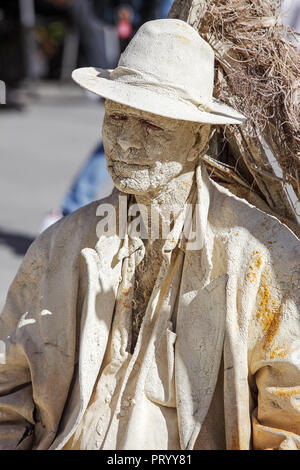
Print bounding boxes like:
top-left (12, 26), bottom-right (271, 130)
top-left (108, 166), bottom-right (148, 194)
top-left (111, 174), bottom-right (149, 195)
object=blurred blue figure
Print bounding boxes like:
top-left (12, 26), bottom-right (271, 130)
top-left (61, 141), bottom-right (113, 215)
top-left (156, 0), bottom-right (173, 19)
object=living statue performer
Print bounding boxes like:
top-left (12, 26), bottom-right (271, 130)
top-left (0, 19), bottom-right (299, 450)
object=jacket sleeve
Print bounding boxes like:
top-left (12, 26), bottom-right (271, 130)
top-left (0, 236), bottom-right (49, 450)
top-left (250, 256), bottom-right (300, 450)
top-left (0, 201), bottom-right (103, 450)
top-left (252, 360), bottom-right (300, 450)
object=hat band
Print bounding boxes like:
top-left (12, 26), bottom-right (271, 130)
top-left (110, 66), bottom-right (212, 113)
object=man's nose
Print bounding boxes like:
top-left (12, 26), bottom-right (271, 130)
top-left (117, 121), bottom-right (143, 152)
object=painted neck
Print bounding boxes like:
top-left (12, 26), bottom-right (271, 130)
top-left (134, 169), bottom-right (197, 241)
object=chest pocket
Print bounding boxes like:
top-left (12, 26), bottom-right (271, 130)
top-left (144, 322), bottom-right (177, 408)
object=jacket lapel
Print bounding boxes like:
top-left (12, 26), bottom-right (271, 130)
top-left (78, 236), bottom-right (122, 404)
top-left (175, 247), bottom-right (227, 449)
top-left (51, 230), bottom-right (123, 449)
top-left (78, 192), bottom-right (127, 408)
top-left (175, 166), bottom-right (227, 449)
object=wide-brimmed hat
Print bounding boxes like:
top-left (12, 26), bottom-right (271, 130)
top-left (72, 19), bottom-right (246, 125)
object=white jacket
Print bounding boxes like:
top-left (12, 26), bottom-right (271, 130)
top-left (0, 168), bottom-right (299, 450)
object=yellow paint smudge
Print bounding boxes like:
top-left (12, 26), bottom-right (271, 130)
top-left (270, 346), bottom-right (288, 360)
top-left (256, 271), bottom-right (281, 350)
top-left (272, 388), bottom-right (300, 398)
top-left (247, 251), bottom-right (262, 283)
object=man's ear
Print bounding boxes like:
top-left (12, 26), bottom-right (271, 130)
top-left (187, 124), bottom-right (212, 161)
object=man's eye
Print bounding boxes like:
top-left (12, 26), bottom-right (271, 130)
top-left (142, 120), bottom-right (163, 131)
top-left (110, 114), bottom-right (128, 121)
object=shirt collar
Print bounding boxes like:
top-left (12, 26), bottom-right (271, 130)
top-left (115, 164), bottom-right (213, 285)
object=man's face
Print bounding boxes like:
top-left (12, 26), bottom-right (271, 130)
top-left (102, 100), bottom-right (210, 196)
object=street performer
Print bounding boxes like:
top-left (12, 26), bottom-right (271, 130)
top-left (0, 19), bottom-right (299, 450)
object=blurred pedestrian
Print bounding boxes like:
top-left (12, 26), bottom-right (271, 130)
top-left (156, 0), bottom-right (173, 19)
top-left (41, 0), bottom-right (111, 68)
top-left (61, 141), bottom-right (114, 216)
top-left (0, 0), bottom-right (27, 108)
top-left (116, 4), bottom-right (133, 52)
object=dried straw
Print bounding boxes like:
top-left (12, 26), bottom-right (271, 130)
top-left (170, 0), bottom-right (300, 230)
top-left (190, 0), bottom-right (299, 185)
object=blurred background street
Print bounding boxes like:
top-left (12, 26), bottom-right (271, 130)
top-left (0, 82), bottom-right (104, 309)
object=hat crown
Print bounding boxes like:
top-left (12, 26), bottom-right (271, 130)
top-left (118, 19), bottom-right (214, 102)
top-left (72, 19), bottom-right (246, 124)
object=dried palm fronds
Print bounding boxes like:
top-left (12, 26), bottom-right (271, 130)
top-left (169, 0), bottom-right (300, 236)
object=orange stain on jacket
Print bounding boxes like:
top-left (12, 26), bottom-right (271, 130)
top-left (256, 270), bottom-right (281, 350)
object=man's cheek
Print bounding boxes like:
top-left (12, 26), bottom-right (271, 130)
top-left (102, 124), bottom-right (117, 144)
top-left (102, 135), bottom-right (116, 156)
top-left (145, 135), bottom-right (169, 157)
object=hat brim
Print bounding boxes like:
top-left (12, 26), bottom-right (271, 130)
top-left (72, 67), bottom-right (246, 125)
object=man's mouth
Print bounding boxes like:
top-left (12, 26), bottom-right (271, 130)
top-left (108, 160), bottom-right (150, 170)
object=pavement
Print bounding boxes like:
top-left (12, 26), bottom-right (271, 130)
top-left (0, 82), bottom-right (105, 310)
